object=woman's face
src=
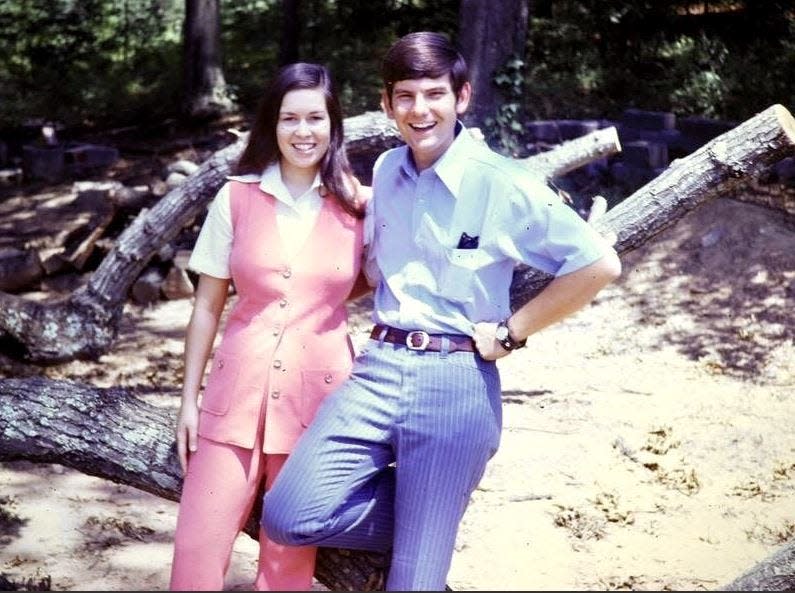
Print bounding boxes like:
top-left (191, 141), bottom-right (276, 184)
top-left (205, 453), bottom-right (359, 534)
top-left (276, 87), bottom-right (331, 175)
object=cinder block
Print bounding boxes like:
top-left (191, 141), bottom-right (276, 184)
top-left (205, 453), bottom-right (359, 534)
top-left (621, 108), bottom-right (676, 131)
top-left (65, 143), bottom-right (120, 176)
top-left (525, 120), bottom-right (560, 143)
top-left (557, 119), bottom-right (600, 140)
top-left (678, 116), bottom-right (735, 142)
top-left (622, 140), bottom-right (669, 169)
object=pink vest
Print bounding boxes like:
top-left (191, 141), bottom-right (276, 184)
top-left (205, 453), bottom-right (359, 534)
top-left (197, 180), bottom-right (364, 453)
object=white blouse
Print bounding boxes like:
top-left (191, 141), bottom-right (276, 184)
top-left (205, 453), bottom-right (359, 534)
top-left (188, 163), bottom-right (323, 278)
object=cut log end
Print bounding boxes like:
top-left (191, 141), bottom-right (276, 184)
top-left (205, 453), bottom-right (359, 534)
top-left (773, 103), bottom-right (795, 144)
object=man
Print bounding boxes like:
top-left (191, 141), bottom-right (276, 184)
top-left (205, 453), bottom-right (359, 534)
top-left (262, 31), bottom-right (622, 591)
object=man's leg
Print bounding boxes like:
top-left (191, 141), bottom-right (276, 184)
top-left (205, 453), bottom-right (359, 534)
top-left (262, 344), bottom-right (402, 552)
top-left (387, 351), bottom-right (502, 591)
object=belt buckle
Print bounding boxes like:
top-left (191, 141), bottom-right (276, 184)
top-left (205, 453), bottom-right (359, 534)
top-left (405, 330), bottom-right (430, 351)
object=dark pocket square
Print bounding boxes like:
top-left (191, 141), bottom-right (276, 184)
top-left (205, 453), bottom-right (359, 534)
top-left (456, 232), bottom-right (479, 249)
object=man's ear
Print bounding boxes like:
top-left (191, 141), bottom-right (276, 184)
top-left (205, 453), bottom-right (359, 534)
top-left (456, 82), bottom-right (472, 115)
top-left (381, 90), bottom-right (394, 119)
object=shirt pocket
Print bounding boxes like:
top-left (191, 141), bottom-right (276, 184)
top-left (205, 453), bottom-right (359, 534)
top-left (439, 247), bottom-right (492, 304)
top-left (300, 368), bottom-right (347, 427)
top-left (199, 354), bottom-right (241, 416)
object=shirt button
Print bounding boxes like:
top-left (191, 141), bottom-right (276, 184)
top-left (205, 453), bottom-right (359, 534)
top-left (282, 268), bottom-right (292, 279)
top-left (271, 389), bottom-right (280, 399)
top-left (279, 298), bottom-right (288, 308)
top-left (324, 373), bottom-right (333, 384)
top-left (272, 327), bottom-right (280, 336)
top-left (273, 360), bottom-right (282, 369)
top-left (218, 360), bottom-right (224, 369)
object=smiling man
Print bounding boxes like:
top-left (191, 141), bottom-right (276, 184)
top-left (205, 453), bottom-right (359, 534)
top-left (262, 31), bottom-right (622, 591)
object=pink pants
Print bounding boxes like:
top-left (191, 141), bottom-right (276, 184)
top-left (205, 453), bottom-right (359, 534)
top-left (169, 434), bottom-right (316, 591)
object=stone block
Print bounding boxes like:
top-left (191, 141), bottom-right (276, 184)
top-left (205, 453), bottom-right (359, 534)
top-left (22, 144), bottom-right (65, 182)
top-left (621, 108), bottom-right (676, 131)
top-left (65, 144), bottom-right (120, 176)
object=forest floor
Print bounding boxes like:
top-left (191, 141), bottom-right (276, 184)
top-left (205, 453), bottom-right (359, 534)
top-left (0, 126), bottom-right (794, 591)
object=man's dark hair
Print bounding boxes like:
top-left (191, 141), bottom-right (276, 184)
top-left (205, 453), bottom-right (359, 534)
top-left (381, 31), bottom-right (469, 106)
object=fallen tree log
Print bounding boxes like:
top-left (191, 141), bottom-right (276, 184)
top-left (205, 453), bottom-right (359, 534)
top-left (0, 376), bottom-right (392, 590)
top-left (1, 104), bottom-right (794, 591)
top-left (510, 103), bottom-right (795, 308)
top-left (0, 112), bottom-right (620, 364)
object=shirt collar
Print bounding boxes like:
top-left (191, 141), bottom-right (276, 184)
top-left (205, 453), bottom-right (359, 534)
top-left (398, 121), bottom-right (476, 199)
top-left (228, 163), bottom-right (322, 208)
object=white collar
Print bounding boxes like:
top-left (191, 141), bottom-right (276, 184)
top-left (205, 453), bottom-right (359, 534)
top-left (228, 163), bottom-right (322, 209)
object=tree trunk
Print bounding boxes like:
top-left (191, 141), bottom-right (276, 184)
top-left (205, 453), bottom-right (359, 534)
top-left (719, 540), bottom-right (795, 591)
top-left (182, 0), bottom-right (236, 119)
top-left (0, 112), bottom-right (617, 364)
top-left (278, 0), bottom-right (301, 66)
top-left (457, 0), bottom-right (530, 130)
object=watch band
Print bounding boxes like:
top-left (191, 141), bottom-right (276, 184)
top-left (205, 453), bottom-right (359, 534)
top-left (496, 319), bottom-right (526, 351)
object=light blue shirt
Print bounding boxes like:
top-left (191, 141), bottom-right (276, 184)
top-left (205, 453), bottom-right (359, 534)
top-left (364, 122), bottom-right (614, 335)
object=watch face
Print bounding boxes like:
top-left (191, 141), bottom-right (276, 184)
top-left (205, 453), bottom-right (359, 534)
top-left (495, 324), bottom-right (509, 341)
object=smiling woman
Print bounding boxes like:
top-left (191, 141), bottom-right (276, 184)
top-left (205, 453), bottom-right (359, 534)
top-left (168, 61), bottom-right (370, 591)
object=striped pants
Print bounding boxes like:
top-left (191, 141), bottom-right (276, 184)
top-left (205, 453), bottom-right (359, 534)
top-left (261, 338), bottom-right (502, 591)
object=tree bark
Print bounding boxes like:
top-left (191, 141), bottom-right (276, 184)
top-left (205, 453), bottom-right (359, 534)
top-left (719, 540), bottom-right (795, 591)
top-left (182, 0), bottom-right (236, 119)
top-left (458, 0), bottom-right (530, 130)
top-left (0, 111), bottom-right (616, 364)
top-left (278, 0), bottom-right (302, 66)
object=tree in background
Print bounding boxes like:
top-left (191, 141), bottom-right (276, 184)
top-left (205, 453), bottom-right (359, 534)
top-left (457, 0), bottom-right (529, 131)
top-left (182, 0), bottom-right (236, 119)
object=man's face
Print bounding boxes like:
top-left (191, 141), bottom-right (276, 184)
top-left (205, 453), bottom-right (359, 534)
top-left (383, 75), bottom-right (471, 171)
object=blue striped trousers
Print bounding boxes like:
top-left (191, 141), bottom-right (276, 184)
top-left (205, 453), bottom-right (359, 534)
top-left (261, 337), bottom-right (503, 591)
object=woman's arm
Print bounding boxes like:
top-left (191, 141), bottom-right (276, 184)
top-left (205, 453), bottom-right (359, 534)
top-left (176, 274), bottom-right (230, 474)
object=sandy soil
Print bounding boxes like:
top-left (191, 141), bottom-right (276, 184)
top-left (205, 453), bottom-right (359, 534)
top-left (1, 196), bottom-right (793, 591)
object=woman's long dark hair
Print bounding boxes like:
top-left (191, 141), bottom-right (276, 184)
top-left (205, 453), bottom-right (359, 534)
top-left (235, 62), bottom-right (362, 218)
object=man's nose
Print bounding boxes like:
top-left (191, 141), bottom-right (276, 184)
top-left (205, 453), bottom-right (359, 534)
top-left (411, 94), bottom-right (429, 115)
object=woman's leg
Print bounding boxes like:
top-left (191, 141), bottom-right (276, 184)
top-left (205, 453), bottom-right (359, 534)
top-left (170, 436), bottom-right (265, 590)
top-left (254, 454), bottom-right (317, 591)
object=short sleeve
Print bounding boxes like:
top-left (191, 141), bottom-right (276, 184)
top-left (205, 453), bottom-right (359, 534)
top-left (498, 175), bottom-right (614, 277)
top-left (187, 182), bottom-right (233, 279)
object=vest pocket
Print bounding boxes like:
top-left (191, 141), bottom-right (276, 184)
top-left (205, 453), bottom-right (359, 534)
top-left (199, 354), bottom-right (241, 415)
top-left (300, 368), bottom-right (346, 427)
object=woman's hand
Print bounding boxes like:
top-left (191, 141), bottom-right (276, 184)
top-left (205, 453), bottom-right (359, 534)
top-left (176, 398), bottom-right (200, 476)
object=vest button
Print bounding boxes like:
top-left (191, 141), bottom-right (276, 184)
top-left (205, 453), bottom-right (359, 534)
top-left (279, 298), bottom-right (288, 307)
top-left (282, 268), bottom-right (292, 279)
top-left (271, 389), bottom-right (280, 399)
top-left (324, 373), bottom-right (333, 384)
top-left (273, 360), bottom-right (282, 369)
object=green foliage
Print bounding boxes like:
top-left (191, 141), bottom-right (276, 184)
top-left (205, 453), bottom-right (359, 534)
top-left (0, 0), bottom-right (793, 135)
top-left (0, 0), bottom-right (183, 129)
top-left (484, 57), bottom-right (527, 157)
top-left (523, 1), bottom-right (795, 122)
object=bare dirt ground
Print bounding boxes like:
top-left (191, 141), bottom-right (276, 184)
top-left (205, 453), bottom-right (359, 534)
top-left (1, 180), bottom-right (794, 590)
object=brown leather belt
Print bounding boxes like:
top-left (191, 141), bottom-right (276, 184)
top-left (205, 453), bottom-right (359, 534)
top-left (370, 324), bottom-right (477, 353)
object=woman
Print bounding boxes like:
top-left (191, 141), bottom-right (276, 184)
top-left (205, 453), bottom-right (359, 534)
top-left (169, 62), bottom-right (369, 591)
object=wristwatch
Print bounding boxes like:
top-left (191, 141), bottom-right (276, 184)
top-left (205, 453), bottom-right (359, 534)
top-left (495, 319), bottom-right (527, 351)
